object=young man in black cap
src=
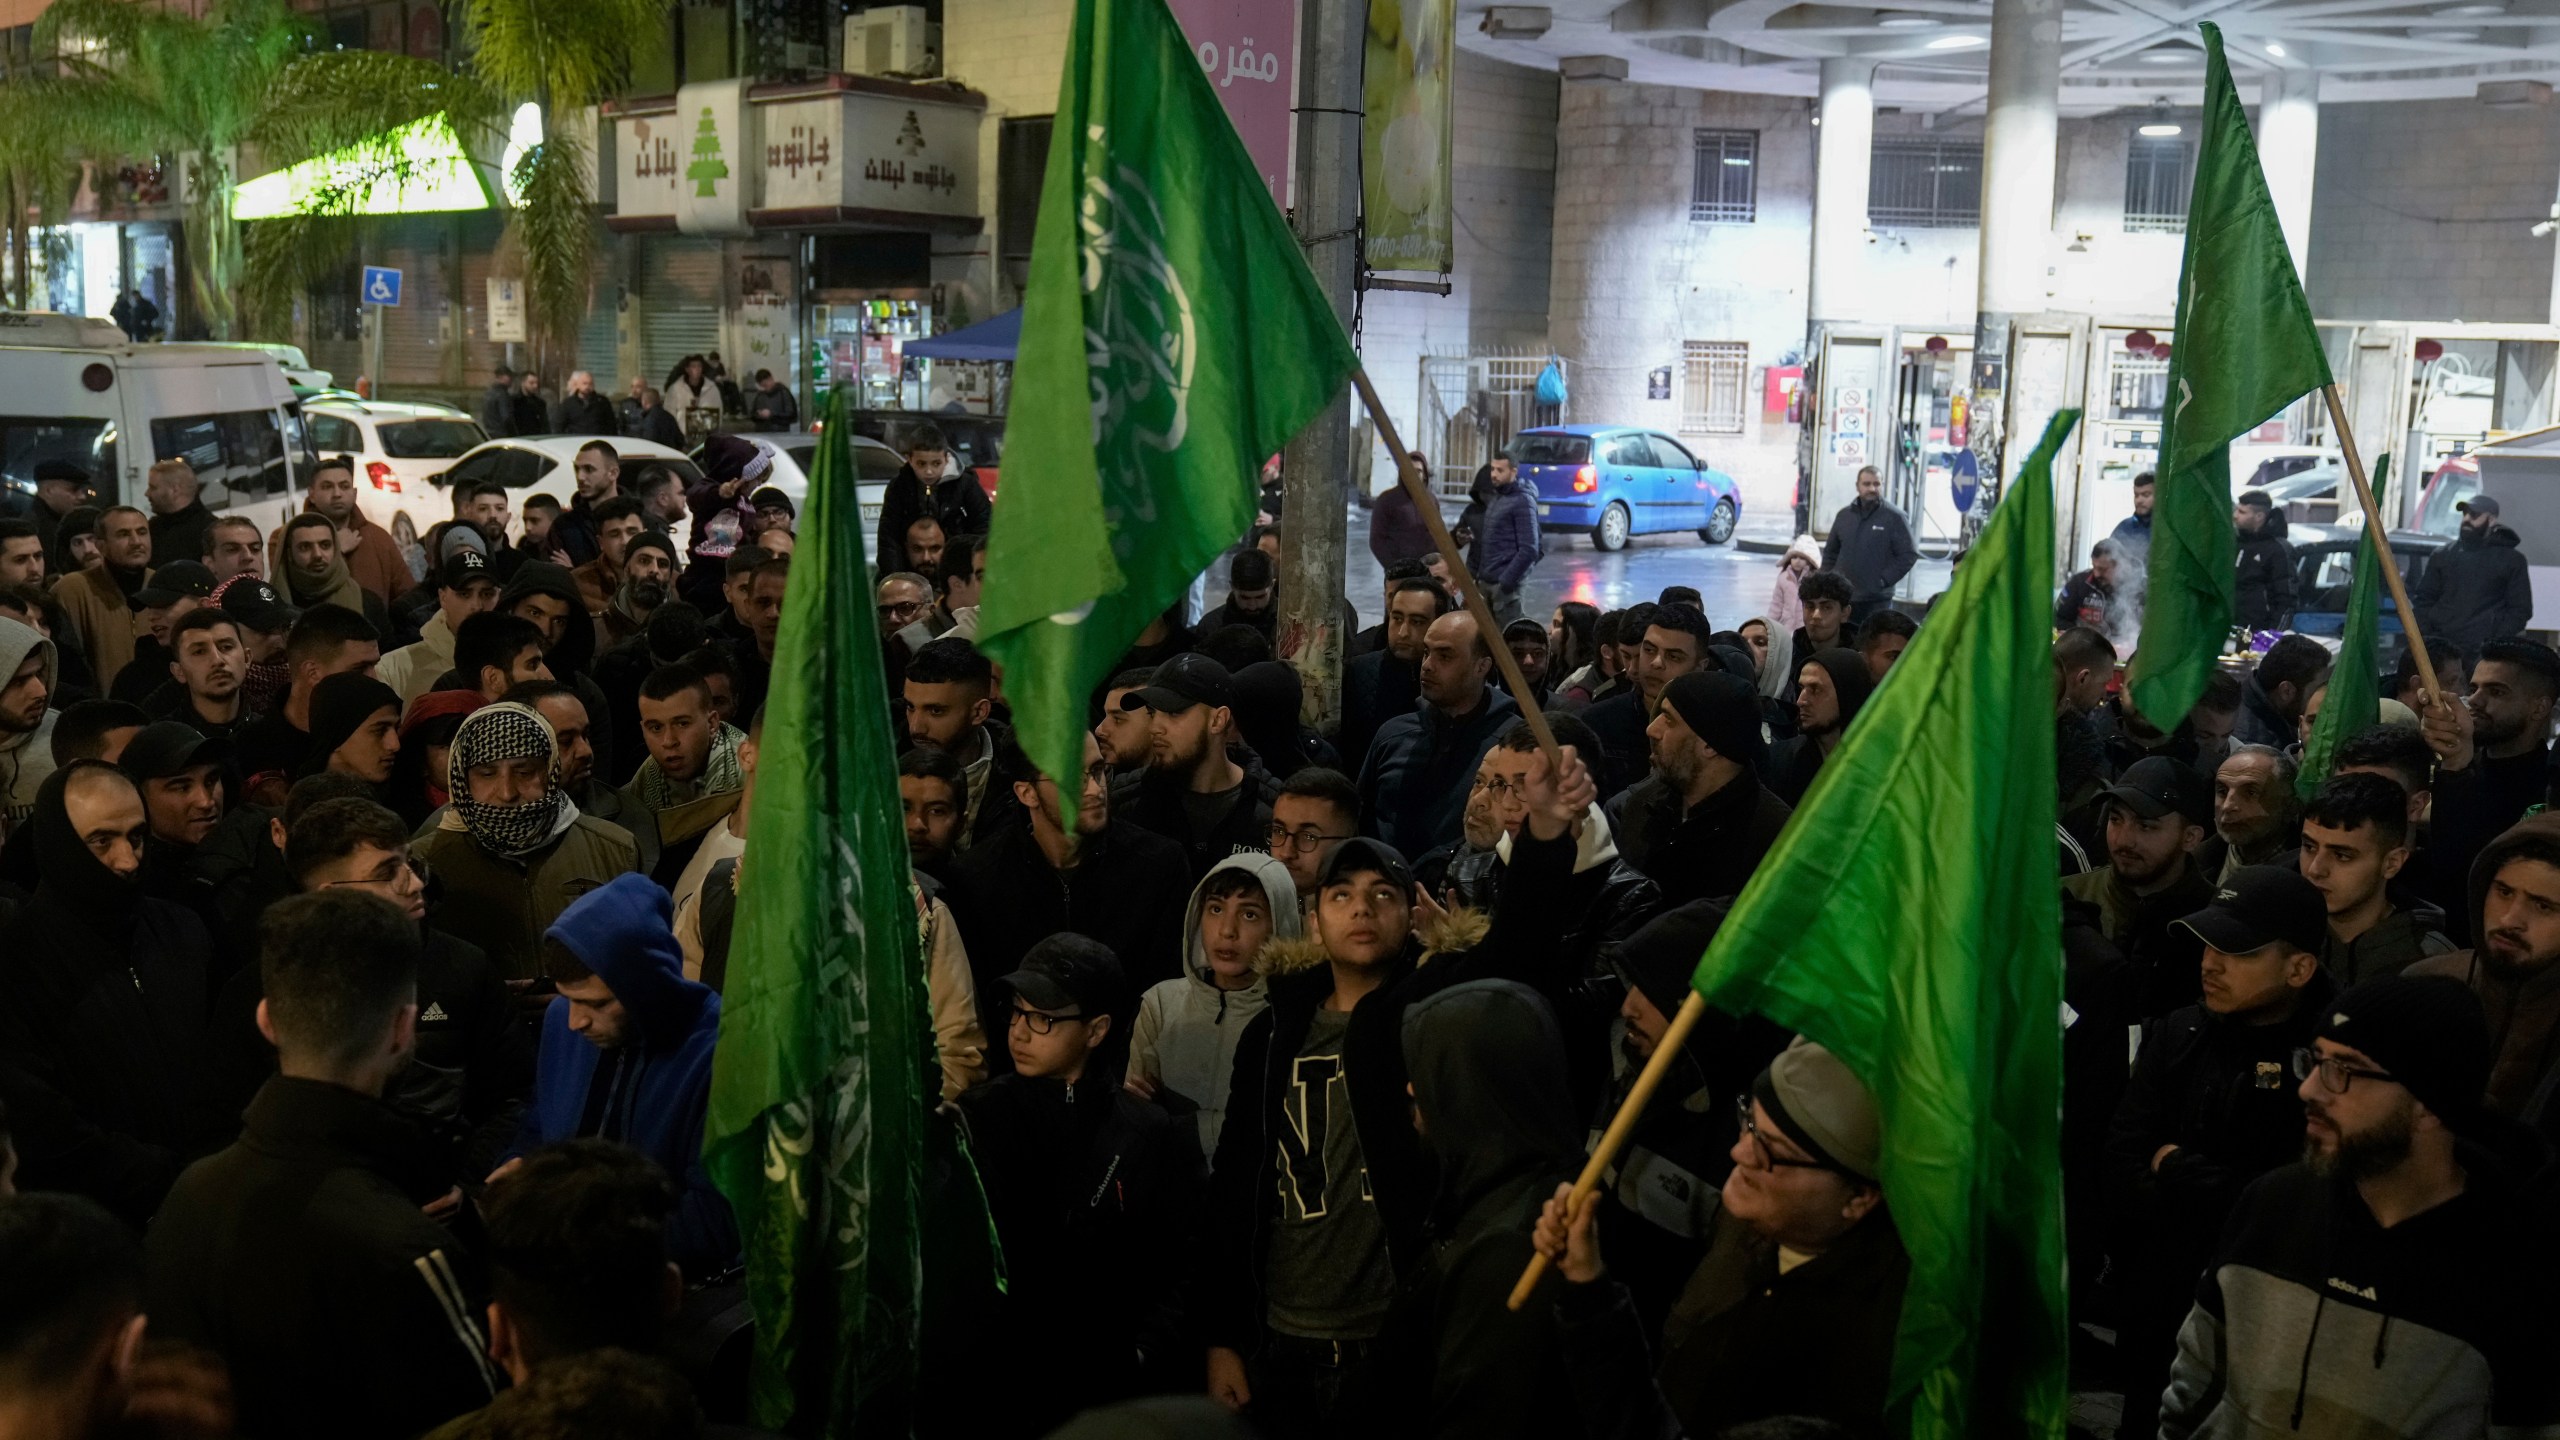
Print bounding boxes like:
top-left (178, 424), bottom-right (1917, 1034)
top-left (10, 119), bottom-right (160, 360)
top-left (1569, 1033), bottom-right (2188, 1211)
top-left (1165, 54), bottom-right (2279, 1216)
top-left (1201, 745), bottom-right (1593, 1437)
top-left (119, 720), bottom-right (231, 878)
top-left (378, 550), bottom-right (499, 710)
top-left (232, 606), bottom-right (380, 805)
top-left (1613, 670), bottom-right (1792, 907)
top-left (2412, 491), bottom-right (2529, 660)
top-left (153, 608), bottom-right (248, 738)
top-left (2161, 974), bottom-right (2560, 1435)
top-left (215, 575), bottom-right (299, 717)
top-left (2062, 754), bottom-right (2216, 1015)
top-left (2107, 863), bottom-right (2336, 1438)
top-left (950, 934), bottom-right (1201, 1436)
top-left (1112, 652), bottom-right (1280, 882)
top-left (113, 559), bottom-right (214, 704)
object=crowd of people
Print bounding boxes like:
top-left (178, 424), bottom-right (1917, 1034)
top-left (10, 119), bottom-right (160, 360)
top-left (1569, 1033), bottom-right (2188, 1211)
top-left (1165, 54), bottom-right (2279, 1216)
top-left (3, 430), bottom-right (2560, 1440)
top-left (474, 354), bottom-right (803, 449)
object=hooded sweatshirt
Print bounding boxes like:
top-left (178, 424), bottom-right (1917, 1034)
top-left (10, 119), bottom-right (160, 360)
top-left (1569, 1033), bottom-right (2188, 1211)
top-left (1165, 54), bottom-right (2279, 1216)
top-left (1128, 853), bottom-right (1300, 1155)
top-left (1375, 979), bottom-right (1585, 1438)
top-left (2406, 811), bottom-right (2560, 1127)
top-left (1765, 647), bottom-right (1875, 806)
top-left (510, 873), bottom-right (737, 1276)
top-left (0, 616), bottom-right (58, 839)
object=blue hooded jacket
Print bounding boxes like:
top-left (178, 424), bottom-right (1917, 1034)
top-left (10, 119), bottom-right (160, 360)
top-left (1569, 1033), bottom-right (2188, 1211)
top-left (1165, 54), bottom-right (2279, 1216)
top-left (510, 872), bottom-right (738, 1275)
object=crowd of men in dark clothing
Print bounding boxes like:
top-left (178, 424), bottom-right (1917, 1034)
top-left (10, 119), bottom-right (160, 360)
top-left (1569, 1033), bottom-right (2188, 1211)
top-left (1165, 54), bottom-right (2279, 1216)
top-left (6, 434), bottom-right (2560, 1440)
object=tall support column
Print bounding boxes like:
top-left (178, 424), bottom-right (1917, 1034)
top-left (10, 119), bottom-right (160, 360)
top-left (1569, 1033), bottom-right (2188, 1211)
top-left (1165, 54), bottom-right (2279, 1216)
top-left (2255, 68), bottom-right (2320, 285)
top-left (1969, 0), bottom-right (2062, 492)
top-left (1281, 0), bottom-right (1358, 728)
top-left (1808, 58), bottom-right (1878, 329)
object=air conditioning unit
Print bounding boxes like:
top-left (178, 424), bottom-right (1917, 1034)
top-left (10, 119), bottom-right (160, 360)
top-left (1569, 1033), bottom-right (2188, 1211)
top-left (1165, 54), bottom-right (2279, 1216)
top-left (845, 6), bottom-right (941, 78)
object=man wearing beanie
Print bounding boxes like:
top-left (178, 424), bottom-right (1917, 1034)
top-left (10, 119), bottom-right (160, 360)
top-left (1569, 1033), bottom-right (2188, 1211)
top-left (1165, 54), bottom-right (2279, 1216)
top-left (2161, 974), bottom-right (2560, 1435)
top-left (598, 529), bottom-right (676, 650)
top-left (1765, 647), bottom-right (1876, 805)
top-left (295, 673), bottom-right (403, 790)
top-left (377, 550), bottom-right (498, 711)
top-left (2107, 864), bottom-right (2337, 1439)
top-left (1535, 1037), bottom-right (1908, 1437)
top-left (2407, 812), bottom-right (2560, 1128)
top-left (1610, 669), bottom-right (1792, 907)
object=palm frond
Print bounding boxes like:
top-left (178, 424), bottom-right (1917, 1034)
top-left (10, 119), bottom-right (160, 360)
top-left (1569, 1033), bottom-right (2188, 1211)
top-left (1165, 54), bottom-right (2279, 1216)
top-left (460, 0), bottom-right (667, 110)
top-left (498, 132), bottom-right (596, 370)
top-left (241, 211), bottom-right (357, 335)
top-left (249, 49), bottom-right (503, 164)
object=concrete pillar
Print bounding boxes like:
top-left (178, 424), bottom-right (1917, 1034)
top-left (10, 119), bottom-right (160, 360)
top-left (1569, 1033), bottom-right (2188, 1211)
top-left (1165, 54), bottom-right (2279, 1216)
top-left (1279, 0), bottom-right (1358, 726)
top-left (1807, 58), bottom-right (1877, 327)
top-left (2255, 68), bottom-right (2319, 285)
top-left (1968, 0), bottom-right (2062, 488)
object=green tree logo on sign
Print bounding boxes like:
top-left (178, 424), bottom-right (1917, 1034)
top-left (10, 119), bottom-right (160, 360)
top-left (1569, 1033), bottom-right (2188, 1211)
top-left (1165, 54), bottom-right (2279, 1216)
top-left (687, 106), bottom-right (730, 197)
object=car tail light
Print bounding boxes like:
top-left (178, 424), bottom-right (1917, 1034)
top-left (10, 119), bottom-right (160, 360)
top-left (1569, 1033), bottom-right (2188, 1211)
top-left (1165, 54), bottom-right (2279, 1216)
top-left (365, 461), bottom-right (397, 492)
top-left (1573, 465), bottom-right (1596, 493)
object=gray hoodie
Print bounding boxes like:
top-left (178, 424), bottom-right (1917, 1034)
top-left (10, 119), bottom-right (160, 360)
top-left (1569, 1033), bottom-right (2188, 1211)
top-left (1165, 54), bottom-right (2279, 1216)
top-left (0, 616), bottom-right (58, 842)
top-left (1128, 851), bottom-right (1300, 1156)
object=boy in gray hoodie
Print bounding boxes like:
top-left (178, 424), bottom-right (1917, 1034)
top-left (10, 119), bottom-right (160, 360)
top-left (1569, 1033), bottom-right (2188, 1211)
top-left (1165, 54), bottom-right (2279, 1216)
top-left (1126, 851), bottom-right (1299, 1156)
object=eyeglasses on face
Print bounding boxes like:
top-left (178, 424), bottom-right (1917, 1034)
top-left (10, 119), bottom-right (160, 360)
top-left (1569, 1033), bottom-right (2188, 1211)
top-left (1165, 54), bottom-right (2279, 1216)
top-left (1733, 1094), bottom-right (1849, 1175)
top-left (1267, 824), bottom-right (1350, 853)
top-left (2291, 1047), bottom-right (2397, 1095)
top-left (1010, 1005), bottom-right (1085, 1036)
top-left (1470, 774), bottom-right (1528, 801)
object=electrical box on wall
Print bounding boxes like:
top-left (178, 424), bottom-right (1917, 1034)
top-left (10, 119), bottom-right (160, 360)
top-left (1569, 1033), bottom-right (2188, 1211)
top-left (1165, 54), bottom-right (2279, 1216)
top-left (845, 7), bottom-right (941, 78)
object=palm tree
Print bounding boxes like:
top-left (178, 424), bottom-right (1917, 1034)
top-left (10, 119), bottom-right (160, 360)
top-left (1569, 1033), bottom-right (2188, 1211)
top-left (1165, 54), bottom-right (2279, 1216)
top-left (29, 0), bottom-right (660, 364)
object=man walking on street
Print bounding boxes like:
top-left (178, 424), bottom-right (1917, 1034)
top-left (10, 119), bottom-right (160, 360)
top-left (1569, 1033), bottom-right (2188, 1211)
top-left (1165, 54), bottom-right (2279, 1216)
top-left (1821, 466), bottom-right (1916, 623)
top-left (2232, 490), bottom-right (2297, 633)
top-left (1476, 455), bottom-right (1540, 629)
top-left (2413, 493), bottom-right (2530, 663)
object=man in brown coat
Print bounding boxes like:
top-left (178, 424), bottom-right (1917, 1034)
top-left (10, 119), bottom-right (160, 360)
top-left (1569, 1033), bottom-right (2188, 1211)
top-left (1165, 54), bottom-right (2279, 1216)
top-left (53, 504), bottom-right (154, 684)
top-left (266, 458), bottom-right (411, 604)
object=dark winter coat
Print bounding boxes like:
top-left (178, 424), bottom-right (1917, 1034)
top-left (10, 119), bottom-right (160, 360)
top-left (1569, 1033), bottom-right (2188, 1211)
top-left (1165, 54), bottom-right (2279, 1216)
top-left (1335, 649), bottom-right (1419, 780)
top-left (508, 390), bottom-right (550, 438)
top-left (2061, 858), bottom-right (2215, 1019)
top-left (2407, 810), bottom-right (2560, 1128)
top-left (1109, 743), bottom-right (1283, 885)
top-left (1607, 769), bottom-right (1792, 908)
top-left (1476, 484), bottom-right (1542, 591)
top-left (550, 389), bottom-right (619, 437)
top-left (1821, 496), bottom-right (1917, 603)
top-left (943, 817), bottom-right (1192, 1003)
top-left (876, 463), bottom-right (991, 574)
top-left (1576, 689), bottom-right (1649, 798)
top-left (1357, 686), bottom-right (1519, 857)
top-left (1368, 484), bottom-right (1436, 569)
top-left (1655, 1203), bottom-right (1909, 1438)
top-left (2232, 519), bottom-right (2296, 632)
top-left (477, 382), bottom-right (513, 437)
top-left (149, 499), bottom-right (216, 569)
top-left (746, 383), bottom-right (799, 432)
top-left (2320, 893), bottom-right (2454, 988)
top-left (146, 1077), bottom-right (501, 1440)
top-left (2414, 523), bottom-right (2531, 656)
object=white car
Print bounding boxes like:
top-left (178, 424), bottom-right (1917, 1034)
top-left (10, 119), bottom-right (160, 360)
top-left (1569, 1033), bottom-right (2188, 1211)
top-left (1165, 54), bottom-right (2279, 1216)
top-left (732, 431), bottom-right (906, 556)
top-left (304, 400), bottom-right (487, 553)
top-left (428, 434), bottom-right (705, 546)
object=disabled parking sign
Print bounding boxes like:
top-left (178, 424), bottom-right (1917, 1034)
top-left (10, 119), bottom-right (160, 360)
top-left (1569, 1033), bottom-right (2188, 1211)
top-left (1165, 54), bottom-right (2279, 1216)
top-left (361, 266), bottom-right (403, 306)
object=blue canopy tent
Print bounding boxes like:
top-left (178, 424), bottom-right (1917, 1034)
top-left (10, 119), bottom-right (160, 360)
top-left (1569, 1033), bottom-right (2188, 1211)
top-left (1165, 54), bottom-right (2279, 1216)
top-left (904, 308), bottom-right (1021, 362)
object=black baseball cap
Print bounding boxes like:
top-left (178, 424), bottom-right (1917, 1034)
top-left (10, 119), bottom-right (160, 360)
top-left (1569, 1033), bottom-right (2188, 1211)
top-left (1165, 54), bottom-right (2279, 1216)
top-left (219, 578), bottom-right (299, 634)
top-left (2174, 864), bottom-right (2329, 956)
top-left (1316, 836), bottom-right (1416, 896)
top-left (1125, 652), bottom-right (1234, 714)
top-left (437, 549), bottom-right (494, 592)
top-left (2458, 494), bottom-right (2501, 517)
top-left (2100, 755), bottom-right (2211, 826)
top-left (136, 560), bottom-right (215, 609)
top-left (1001, 934), bottom-right (1127, 1016)
top-left (118, 721), bottom-right (231, 782)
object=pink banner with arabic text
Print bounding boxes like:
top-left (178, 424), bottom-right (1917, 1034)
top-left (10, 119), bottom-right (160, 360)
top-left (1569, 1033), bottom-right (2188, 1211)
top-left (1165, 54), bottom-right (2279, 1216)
top-left (1166, 0), bottom-right (1300, 207)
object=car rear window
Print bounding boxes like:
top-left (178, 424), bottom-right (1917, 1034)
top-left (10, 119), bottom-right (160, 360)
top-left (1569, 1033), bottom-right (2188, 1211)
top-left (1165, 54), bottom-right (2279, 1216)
top-left (379, 418), bottom-right (486, 459)
top-left (1512, 434), bottom-right (1588, 466)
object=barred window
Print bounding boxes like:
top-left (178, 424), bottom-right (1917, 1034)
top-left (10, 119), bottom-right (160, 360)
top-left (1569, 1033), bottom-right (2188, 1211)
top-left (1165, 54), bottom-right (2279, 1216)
top-left (1868, 138), bottom-right (1982, 229)
top-left (1682, 342), bottom-right (1749, 435)
top-left (2124, 136), bottom-right (2191, 232)
top-left (1691, 130), bottom-right (1759, 223)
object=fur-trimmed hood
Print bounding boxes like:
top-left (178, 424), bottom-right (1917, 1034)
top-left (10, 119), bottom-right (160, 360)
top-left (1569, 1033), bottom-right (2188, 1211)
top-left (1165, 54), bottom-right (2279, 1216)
top-left (1252, 902), bottom-right (1489, 978)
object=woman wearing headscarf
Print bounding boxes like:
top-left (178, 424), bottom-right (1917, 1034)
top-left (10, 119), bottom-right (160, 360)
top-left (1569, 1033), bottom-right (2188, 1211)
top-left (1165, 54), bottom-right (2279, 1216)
top-left (0, 760), bottom-right (220, 1223)
top-left (411, 701), bottom-right (638, 981)
top-left (391, 689), bottom-right (484, 829)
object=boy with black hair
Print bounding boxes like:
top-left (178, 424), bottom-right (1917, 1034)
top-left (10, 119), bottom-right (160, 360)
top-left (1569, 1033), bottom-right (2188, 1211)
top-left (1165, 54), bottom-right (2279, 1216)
top-left (1266, 765), bottom-right (1359, 902)
top-left (952, 935), bottom-right (1203, 1436)
top-left (231, 605), bottom-right (380, 800)
top-left (517, 494), bottom-right (566, 566)
top-left (621, 662), bottom-right (745, 885)
top-left (898, 745), bottom-right (967, 877)
top-left (147, 890), bottom-right (502, 1440)
top-left (453, 612), bottom-right (554, 701)
top-left (2299, 771), bottom-right (2453, 984)
top-left (1580, 601), bottom-right (1713, 795)
top-left (1784, 571), bottom-right (1854, 704)
top-left (155, 607), bottom-right (249, 737)
top-left (571, 495), bottom-right (649, 618)
top-left (903, 636), bottom-right (1018, 846)
top-left (0, 1190), bottom-right (167, 1440)
top-left (1856, 609), bottom-right (1917, 679)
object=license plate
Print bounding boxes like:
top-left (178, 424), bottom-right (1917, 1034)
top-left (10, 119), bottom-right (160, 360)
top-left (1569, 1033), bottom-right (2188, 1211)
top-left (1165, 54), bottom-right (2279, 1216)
top-left (1538, 505), bottom-right (1552, 516)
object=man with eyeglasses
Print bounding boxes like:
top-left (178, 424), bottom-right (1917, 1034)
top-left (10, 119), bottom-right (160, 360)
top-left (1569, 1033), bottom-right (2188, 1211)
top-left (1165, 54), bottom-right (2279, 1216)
top-left (2162, 974), bottom-right (2560, 1436)
top-left (2106, 863), bottom-right (2334, 1440)
top-left (1528, 1036), bottom-right (1905, 1438)
top-left (1265, 766), bottom-right (1359, 904)
top-left (876, 571), bottom-right (931, 642)
top-left (949, 935), bottom-right (1201, 1434)
top-left (208, 797), bottom-right (531, 1187)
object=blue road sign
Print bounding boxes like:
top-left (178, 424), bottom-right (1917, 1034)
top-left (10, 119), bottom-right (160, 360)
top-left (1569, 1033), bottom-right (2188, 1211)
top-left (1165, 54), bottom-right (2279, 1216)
top-left (361, 266), bottom-right (403, 306)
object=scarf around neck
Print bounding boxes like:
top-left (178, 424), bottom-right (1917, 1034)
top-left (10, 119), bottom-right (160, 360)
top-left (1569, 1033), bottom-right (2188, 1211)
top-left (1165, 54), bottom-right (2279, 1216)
top-left (632, 721), bottom-right (746, 813)
top-left (445, 702), bottom-right (580, 858)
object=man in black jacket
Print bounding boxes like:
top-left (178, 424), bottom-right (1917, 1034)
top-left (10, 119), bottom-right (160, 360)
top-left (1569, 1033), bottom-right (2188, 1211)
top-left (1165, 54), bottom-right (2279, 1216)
top-left (1578, 601), bottom-right (1709, 796)
top-left (2106, 864), bottom-right (2335, 1439)
top-left (903, 636), bottom-right (1023, 848)
top-left (2421, 638), bottom-right (2560, 900)
top-left (1357, 610), bottom-right (1517, 855)
top-left (1765, 646), bottom-right (1874, 806)
top-left (875, 426), bottom-right (990, 574)
top-left (1610, 671), bottom-right (1791, 907)
top-left (1111, 653), bottom-right (1280, 883)
top-left (2230, 634), bottom-right (2328, 751)
top-left (549, 371), bottom-right (618, 437)
top-left (145, 890), bottom-right (501, 1440)
top-left (2413, 493), bottom-right (2531, 662)
top-left (2062, 755), bottom-right (2216, 1018)
top-left (2231, 490), bottom-right (2297, 632)
top-left (1821, 465), bottom-right (1918, 622)
top-left (1335, 576), bottom-right (1446, 775)
top-left (1199, 746), bottom-right (1593, 1437)
top-left (0, 762), bottom-right (219, 1224)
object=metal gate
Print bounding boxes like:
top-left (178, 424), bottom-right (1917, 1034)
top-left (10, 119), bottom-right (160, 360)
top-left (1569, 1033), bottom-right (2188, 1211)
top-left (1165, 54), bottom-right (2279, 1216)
top-left (1416, 347), bottom-right (1561, 502)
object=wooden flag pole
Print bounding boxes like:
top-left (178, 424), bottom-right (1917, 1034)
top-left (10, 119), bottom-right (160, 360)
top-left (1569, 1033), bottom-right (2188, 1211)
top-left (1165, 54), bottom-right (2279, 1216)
top-left (2322, 382), bottom-right (2444, 711)
top-left (1507, 989), bottom-right (1711, 1310)
top-left (1345, 368), bottom-right (1564, 772)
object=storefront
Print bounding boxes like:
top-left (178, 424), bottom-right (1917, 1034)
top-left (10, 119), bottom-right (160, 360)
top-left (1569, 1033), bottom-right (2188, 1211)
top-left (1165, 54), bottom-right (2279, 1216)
top-left (602, 73), bottom-right (986, 421)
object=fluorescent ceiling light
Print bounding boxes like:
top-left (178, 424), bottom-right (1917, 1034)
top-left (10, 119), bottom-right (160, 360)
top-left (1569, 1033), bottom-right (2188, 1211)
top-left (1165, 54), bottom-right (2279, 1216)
top-left (2436, 2), bottom-right (2506, 14)
top-left (2264, 41), bottom-right (2286, 57)
top-left (232, 114), bottom-right (494, 220)
top-left (2140, 49), bottom-right (2190, 63)
top-left (1924, 33), bottom-right (1985, 48)
top-left (2139, 121), bottom-right (2183, 136)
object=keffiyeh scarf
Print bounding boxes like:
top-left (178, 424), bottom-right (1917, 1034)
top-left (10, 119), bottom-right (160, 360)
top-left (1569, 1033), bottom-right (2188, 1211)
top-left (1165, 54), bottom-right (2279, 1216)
top-left (446, 702), bottom-right (580, 858)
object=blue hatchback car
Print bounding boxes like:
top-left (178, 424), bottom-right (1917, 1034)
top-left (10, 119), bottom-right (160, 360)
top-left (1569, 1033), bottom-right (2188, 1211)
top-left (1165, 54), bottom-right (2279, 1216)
top-left (1513, 425), bottom-right (1744, 551)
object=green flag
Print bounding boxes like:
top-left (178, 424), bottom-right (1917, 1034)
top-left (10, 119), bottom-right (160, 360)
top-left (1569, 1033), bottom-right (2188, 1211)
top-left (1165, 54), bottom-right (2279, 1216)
top-left (2297, 456), bottom-right (2389, 797)
top-left (1693, 412), bottom-right (2079, 1440)
top-left (704, 395), bottom-right (964, 1433)
top-left (2125, 20), bottom-right (2333, 726)
top-left (978, 0), bottom-right (1362, 790)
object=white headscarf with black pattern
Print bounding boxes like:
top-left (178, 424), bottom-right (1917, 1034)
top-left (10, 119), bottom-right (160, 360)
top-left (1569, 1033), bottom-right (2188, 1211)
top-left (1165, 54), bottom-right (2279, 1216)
top-left (446, 701), bottom-right (581, 858)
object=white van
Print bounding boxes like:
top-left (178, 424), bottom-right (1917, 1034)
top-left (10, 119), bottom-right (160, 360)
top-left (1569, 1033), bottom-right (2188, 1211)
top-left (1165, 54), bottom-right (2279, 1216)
top-left (0, 312), bottom-right (315, 554)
